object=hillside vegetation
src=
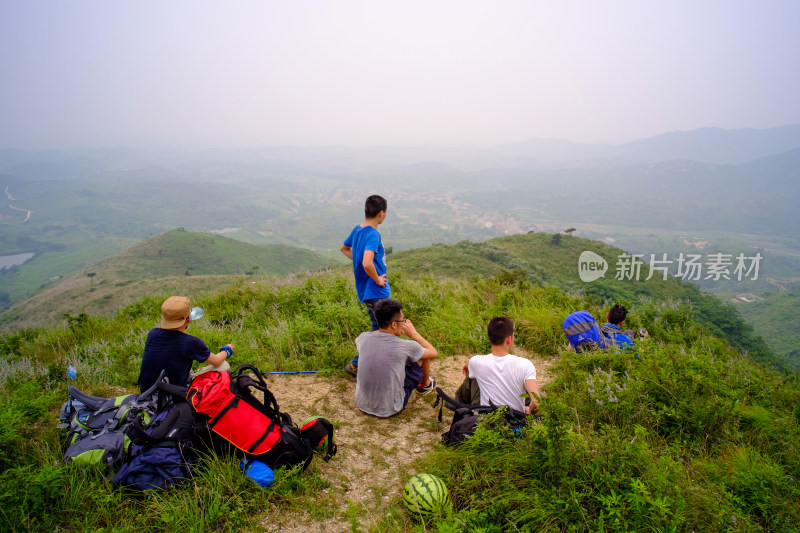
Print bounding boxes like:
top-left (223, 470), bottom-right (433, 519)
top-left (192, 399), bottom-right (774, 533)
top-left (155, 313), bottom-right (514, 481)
top-left (2, 233), bottom-right (799, 531)
top-left (0, 229), bottom-right (335, 331)
top-left (732, 291), bottom-right (800, 365)
top-left (392, 232), bottom-right (777, 369)
top-left (4, 132), bottom-right (800, 318)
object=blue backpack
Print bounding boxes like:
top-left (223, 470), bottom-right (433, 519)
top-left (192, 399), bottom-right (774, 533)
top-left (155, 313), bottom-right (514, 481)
top-left (563, 311), bottom-right (606, 353)
top-left (113, 386), bottom-right (203, 492)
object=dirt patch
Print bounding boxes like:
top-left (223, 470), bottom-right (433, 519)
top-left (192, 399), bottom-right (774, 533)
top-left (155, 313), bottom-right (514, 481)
top-left (767, 276), bottom-right (800, 292)
top-left (259, 349), bottom-right (557, 532)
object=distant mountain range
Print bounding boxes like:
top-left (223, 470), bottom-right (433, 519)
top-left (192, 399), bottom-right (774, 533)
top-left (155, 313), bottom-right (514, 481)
top-left (493, 124), bottom-right (800, 165)
top-left (592, 147), bottom-right (800, 235)
top-left (3, 125), bottom-right (800, 178)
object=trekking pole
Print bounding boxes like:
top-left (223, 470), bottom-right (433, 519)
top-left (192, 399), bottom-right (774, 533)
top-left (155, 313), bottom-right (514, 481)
top-left (264, 370), bottom-right (321, 375)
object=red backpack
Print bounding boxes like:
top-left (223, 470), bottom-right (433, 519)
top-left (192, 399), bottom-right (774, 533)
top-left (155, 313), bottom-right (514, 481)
top-left (186, 364), bottom-right (313, 470)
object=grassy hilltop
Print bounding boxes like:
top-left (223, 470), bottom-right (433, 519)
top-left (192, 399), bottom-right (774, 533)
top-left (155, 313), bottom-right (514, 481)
top-left (0, 229), bottom-right (336, 331)
top-left (2, 232), bottom-right (799, 531)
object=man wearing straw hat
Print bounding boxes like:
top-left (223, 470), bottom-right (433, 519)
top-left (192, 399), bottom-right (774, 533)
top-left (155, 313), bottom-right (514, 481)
top-left (137, 296), bottom-right (234, 391)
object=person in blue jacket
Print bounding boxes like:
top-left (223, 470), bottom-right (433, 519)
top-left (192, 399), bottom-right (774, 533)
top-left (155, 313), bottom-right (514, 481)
top-left (600, 303), bottom-right (645, 349)
top-left (340, 195), bottom-right (391, 376)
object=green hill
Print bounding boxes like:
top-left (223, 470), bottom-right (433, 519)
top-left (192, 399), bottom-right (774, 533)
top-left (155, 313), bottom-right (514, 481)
top-left (1, 230), bottom-right (777, 370)
top-left (2, 249), bottom-right (800, 531)
top-left (0, 229), bottom-right (335, 330)
top-left (731, 291), bottom-right (800, 365)
top-left (392, 232), bottom-right (777, 369)
top-left (105, 228), bottom-right (335, 278)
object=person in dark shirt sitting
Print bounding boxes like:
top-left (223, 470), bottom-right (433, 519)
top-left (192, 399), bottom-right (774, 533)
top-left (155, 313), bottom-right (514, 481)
top-left (137, 296), bottom-right (234, 391)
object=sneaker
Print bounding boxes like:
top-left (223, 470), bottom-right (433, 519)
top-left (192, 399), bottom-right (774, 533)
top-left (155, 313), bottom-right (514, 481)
top-left (343, 363), bottom-right (358, 377)
top-left (416, 378), bottom-right (436, 395)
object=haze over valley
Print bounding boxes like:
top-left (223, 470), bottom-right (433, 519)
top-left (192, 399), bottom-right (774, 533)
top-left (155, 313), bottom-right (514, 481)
top-left (2, 125), bottom-right (799, 367)
top-left (2, 1), bottom-right (799, 361)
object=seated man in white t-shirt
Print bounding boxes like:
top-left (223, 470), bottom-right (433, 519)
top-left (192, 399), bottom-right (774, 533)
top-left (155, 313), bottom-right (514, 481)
top-left (454, 317), bottom-right (539, 414)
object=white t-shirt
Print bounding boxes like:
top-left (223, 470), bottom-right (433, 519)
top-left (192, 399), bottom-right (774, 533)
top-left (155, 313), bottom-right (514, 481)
top-left (468, 353), bottom-right (537, 412)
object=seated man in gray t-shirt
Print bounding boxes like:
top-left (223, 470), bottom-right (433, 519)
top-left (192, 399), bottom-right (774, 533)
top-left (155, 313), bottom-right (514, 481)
top-left (354, 298), bottom-right (438, 417)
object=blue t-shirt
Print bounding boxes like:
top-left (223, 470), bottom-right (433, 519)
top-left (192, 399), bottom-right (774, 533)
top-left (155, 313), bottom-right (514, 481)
top-left (343, 225), bottom-right (391, 302)
top-left (138, 328), bottom-right (211, 391)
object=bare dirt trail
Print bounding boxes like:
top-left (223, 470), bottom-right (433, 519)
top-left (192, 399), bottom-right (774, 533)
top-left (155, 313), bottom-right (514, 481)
top-left (258, 349), bottom-right (557, 532)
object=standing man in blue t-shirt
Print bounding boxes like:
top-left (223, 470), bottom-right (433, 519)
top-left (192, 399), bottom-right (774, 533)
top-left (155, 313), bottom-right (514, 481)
top-left (340, 195), bottom-right (391, 376)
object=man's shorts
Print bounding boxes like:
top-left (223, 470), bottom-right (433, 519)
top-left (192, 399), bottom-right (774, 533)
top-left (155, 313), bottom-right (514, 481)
top-left (455, 376), bottom-right (481, 405)
top-left (402, 360), bottom-right (424, 407)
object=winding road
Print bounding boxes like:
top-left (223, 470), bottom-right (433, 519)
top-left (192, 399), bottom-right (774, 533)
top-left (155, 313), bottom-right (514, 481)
top-left (5, 186), bottom-right (31, 222)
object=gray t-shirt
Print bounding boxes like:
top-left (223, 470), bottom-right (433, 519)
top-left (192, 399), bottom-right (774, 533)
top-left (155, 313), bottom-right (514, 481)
top-left (354, 331), bottom-right (425, 417)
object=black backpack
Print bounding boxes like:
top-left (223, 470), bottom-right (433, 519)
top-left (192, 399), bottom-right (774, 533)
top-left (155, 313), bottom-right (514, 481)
top-left (113, 381), bottom-right (208, 492)
top-left (299, 416), bottom-right (337, 462)
top-left (432, 387), bottom-right (531, 446)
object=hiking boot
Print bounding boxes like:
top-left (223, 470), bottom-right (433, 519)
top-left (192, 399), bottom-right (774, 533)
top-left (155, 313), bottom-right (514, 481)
top-left (416, 378), bottom-right (436, 395)
top-left (343, 362), bottom-right (357, 377)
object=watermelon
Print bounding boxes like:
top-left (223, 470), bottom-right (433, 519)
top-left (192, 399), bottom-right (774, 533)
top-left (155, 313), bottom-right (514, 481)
top-left (403, 473), bottom-right (452, 518)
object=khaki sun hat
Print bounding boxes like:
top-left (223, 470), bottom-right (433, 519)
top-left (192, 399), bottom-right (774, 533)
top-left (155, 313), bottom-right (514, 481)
top-left (161, 296), bottom-right (191, 329)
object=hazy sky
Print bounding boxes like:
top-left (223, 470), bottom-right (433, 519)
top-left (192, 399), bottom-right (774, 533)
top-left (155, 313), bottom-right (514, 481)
top-left (1, 1), bottom-right (799, 149)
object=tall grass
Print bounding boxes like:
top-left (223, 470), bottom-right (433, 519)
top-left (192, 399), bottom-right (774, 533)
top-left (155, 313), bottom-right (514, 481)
top-left (407, 302), bottom-right (800, 532)
top-left (2, 267), bottom-right (798, 531)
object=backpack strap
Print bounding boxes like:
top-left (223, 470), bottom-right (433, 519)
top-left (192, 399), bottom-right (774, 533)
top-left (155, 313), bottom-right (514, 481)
top-left (66, 385), bottom-right (110, 412)
top-left (147, 402), bottom-right (197, 443)
top-left (319, 420), bottom-right (337, 462)
top-left (433, 387), bottom-right (473, 422)
top-left (127, 401), bottom-right (196, 447)
top-left (234, 375), bottom-right (282, 419)
top-left (139, 369), bottom-right (164, 399)
top-left (231, 365), bottom-right (284, 419)
top-left (157, 381), bottom-right (190, 410)
top-left (126, 413), bottom-right (153, 446)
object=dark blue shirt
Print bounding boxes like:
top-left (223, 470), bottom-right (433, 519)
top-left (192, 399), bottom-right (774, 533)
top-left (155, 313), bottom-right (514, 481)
top-left (138, 328), bottom-right (210, 391)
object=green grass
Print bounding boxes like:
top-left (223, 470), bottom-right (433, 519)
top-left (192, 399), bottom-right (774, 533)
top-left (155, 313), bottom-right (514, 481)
top-left (392, 233), bottom-right (779, 369)
top-left (400, 337), bottom-right (800, 532)
top-left (1, 234), bottom-right (797, 531)
top-left (729, 291), bottom-right (800, 369)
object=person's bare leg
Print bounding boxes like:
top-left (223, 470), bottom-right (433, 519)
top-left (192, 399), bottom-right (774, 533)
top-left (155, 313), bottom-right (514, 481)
top-left (419, 359), bottom-right (430, 386)
top-left (190, 360), bottom-right (230, 379)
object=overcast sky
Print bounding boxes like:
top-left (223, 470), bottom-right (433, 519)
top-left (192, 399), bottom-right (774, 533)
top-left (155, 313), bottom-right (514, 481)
top-left (1, 1), bottom-right (799, 150)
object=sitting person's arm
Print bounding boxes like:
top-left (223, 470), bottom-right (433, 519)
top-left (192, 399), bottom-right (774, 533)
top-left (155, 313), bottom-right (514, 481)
top-left (205, 343), bottom-right (234, 367)
top-left (403, 320), bottom-right (438, 359)
top-left (524, 378), bottom-right (540, 415)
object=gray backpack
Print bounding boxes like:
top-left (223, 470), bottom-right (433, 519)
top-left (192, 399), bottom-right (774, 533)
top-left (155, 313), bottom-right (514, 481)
top-left (62, 377), bottom-right (160, 473)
